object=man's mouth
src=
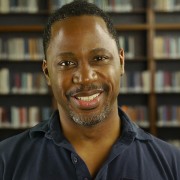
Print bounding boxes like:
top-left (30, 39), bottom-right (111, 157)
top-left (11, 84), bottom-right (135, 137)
top-left (71, 91), bottom-right (103, 110)
top-left (76, 93), bottom-right (100, 101)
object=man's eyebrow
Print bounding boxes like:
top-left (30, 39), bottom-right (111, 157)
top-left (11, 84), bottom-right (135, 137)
top-left (56, 48), bottom-right (111, 57)
top-left (90, 48), bottom-right (111, 54)
top-left (56, 52), bottom-right (75, 57)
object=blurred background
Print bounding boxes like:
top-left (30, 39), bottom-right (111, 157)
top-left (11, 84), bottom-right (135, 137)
top-left (0, 0), bottom-right (180, 148)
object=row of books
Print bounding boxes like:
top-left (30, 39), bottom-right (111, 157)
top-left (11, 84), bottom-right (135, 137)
top-left (155, 71), bottom-right (180, 93)
top-left (154, 36), bottom-right (180, 59)
top-left (0, 106), bottom-right (53, 128)
top-left (0, 68), bottom-right (48, 94)
top-left (154, 0), bottom-right (180, 11)
top-left (119, 36), bottom-right (135, 59)
top-left (0, 0), bottom-right (39, 13)
top-left (0, 38), bottom-right (43, 61)
top-left (0, 36), bottom-right (135, 61)
top-left (50, 0), bottom-right (133, 12)
top-left (121, 71), bottom-right (150, 93)
top-left (0, 0), bottom-right (134, 14)
top-left (157, 106), bottom-right (180, 127)
top-left (121, 105), bottom-right (149, 127)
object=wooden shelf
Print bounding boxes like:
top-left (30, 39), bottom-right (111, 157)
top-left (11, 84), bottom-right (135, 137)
top-left (0, 25), bottom-right (43, 32)
top-left (115, 24), bottom-right (148, 30)
top-left (155, 24), bottom-right (180, 30)
top-left (108, 9), bottom-right (146, 14)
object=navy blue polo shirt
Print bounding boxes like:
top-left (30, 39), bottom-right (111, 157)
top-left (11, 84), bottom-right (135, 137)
top-left (0, 109), bottom-right (180, 180)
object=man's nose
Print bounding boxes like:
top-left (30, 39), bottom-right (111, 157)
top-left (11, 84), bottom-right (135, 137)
top-left (72, 65), bottom-right (97, 84)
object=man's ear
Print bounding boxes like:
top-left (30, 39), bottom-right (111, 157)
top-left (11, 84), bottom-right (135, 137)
top-left (119, 48), bottom-right (125, 76)
top-left (42, 60), bottom-right (51, 86)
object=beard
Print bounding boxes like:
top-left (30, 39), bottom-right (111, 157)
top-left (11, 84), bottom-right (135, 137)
top-left (68, 104), bottom-right (111, 127)
top-left (65, 83), bottom-right (112, 127)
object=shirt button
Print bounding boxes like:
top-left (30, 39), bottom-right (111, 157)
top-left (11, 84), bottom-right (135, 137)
top-left (72, 156), bottom-right (78, 164)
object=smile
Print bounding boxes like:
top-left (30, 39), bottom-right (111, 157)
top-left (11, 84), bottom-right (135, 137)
top-left (71, 91), bottom-right (103, 110)
top-left (76, 93), bottom-right (100, 102)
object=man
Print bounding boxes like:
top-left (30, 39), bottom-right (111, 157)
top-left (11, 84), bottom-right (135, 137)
top-left (0, 1), bottom-right (180, 180)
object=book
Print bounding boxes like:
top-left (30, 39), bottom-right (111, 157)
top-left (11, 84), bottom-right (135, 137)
top-left (121, 105), bottom-right (149, 127)
top-left (0, 0), bottom-right (10, 13)
top-left (157, 106), bottom-right (180, 127)
top-left (0, 68), bottom-right (10, 94)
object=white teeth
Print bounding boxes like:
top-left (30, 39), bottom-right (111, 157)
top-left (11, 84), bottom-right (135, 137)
top-left (77, 93), bottom-right (100, 101)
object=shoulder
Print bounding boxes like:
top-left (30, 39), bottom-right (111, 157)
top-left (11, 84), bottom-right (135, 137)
top-left (136, 132), bottom-right (180, 173)
top-left (150, 135), bottom-right (180, 159)
top-left (0, 120), bottom-right (49, 155)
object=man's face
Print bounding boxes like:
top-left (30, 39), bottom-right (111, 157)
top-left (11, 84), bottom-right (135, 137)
top-left (43, 15), bottom-right (124, 127)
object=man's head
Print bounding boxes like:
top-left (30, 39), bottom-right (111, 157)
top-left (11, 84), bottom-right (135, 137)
top-left (42, 1), bottom-right (124, 127)
top-left (43, 0), bottom-right (120, 60)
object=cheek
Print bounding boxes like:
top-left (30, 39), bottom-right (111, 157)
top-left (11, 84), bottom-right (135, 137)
top-left (108, 65), bottom-right (121, 87)
top-left (110, 69), bottom-right (121, 98)
top-left (49, 72), bottom-right (69, 97)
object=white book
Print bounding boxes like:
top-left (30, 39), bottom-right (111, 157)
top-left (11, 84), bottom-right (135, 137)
top-left (154, 36), bottom-right (164, 58)
top-left (26, 73), bottom-right (33, 94)
top-left (170, 37), bottom-right (177, 58)
top-left (16, 38), bottom-right (24, 60)
top-left (29, 107), bottom-right (39, 127)
top-left (119, 36), bottom-right (125, 50)
top-left (0, 0), bottom-right (10, 13)
top-left (27, 0), bottom-right (38, 13)
top-left (155, 71), bottom-right (163, 92)
top-left (11, 107), bottom-right (19, 128)
top-left (142, 71), bottom-right (150, 93)
top-left (0, 68), bottom-right (10, 94)
top-left (128, 36), bottom-right (135, 59)
top-left (134, 72), bottom-right (141, 92)
top-left (8, 38), bottom-right (18, 60)
top-left (154, 0), bottom-right (160, 10)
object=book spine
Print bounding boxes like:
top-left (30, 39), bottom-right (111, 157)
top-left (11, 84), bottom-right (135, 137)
top-left (157, 105), bottom-right (180, 127)
top-left (121, 105), bottom-right (149, 127)
top-left (0, 68), bottom-right (10, 94)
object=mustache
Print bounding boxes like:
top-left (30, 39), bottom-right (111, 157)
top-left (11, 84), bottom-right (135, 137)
top-left (67, 83), bottom-right (109, 97)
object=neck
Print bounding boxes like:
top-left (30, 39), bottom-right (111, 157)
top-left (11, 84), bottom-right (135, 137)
top-left (58, 105), bottom-right (121, 146)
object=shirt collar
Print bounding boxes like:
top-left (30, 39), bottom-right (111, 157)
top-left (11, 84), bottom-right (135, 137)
top-left (118, 108), bottom-right (152, 142)
top-left (29, 108), bottom-right (152, 143)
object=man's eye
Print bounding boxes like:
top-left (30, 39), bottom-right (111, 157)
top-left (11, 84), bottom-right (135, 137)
top-left (59, 61), bottom-right (75, 67)
top-left (94, 56), bottom-right (108, 61)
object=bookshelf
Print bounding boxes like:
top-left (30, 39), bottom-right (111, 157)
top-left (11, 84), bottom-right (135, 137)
top-left (0, 0), bottom-right (179, 148)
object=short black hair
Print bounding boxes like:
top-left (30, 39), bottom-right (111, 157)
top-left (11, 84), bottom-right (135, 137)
top-left (43, 0), bottom-right (120, 60)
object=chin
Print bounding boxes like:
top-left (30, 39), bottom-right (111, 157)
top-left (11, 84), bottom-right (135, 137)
top-left (69, 104), bottom-right (112, 127)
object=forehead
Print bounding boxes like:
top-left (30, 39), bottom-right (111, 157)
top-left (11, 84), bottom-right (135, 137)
top-left (49, 15), bottom-right (114, 48)
top-left (51, 15), bottom-right (111, 40)
top-left (46, 15), bottom-right (118, 58)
